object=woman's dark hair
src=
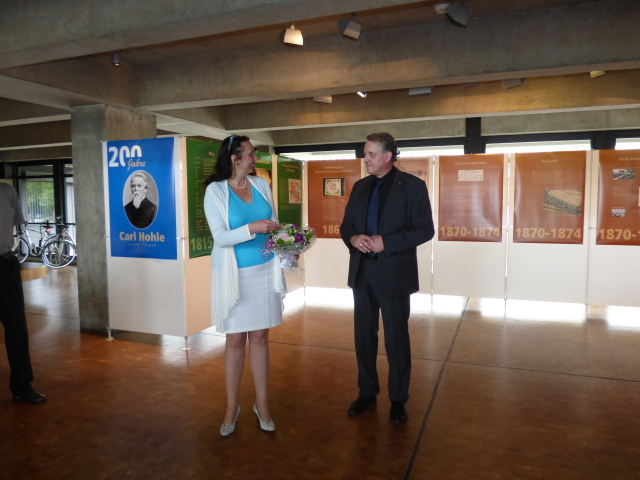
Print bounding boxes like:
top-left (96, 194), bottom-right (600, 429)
top-left (204, 135), bottom-right (250, 188)
top-left (366, 132), bottom-right (399, 162)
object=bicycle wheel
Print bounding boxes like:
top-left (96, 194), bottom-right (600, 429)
top-left (14, 237), bottom-right (30, 263)
top-left (41, 238), bottom-right (76, 268)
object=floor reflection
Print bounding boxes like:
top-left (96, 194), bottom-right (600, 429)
top-left (3, 267), bottom-right (640, 479)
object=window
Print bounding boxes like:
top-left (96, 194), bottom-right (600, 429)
top-left (15, 160), bottom-right (75, 245)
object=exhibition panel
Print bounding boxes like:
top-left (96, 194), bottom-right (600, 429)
top-left (276, 156), bottom-right (303, 226)
top-left (101, 140), bottom-right (640, 342)
top-left (438, 155), bottom-right (504, 243)
top-left (433, 154), bottom-right (508, 299)
top-left (307, 159), bottom-right (361, 239)
top-left (513, 152), bottom-right (587, 245)
top-left (587, 150), bottom-right (640, 307)
top-left (506, 151), bottom-right (590, 303)
top-left (185, 138), bottom-right (218, 259)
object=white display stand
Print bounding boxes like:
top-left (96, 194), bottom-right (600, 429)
top-left (304, 238), bottom-right (350, 289)
top-left (432, 155), bottom-right (508, 299)
top-left (104, 138), bottom-right (212, 339)
top-left (505, 152), bottom-right (592, 303)
top-left (586, 151), bottom-right (640, 307)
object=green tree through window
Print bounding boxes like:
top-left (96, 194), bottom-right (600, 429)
top-left (25, 180), bottom-right (55, 222)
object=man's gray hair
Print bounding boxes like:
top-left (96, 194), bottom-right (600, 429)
top-left (366, 132), bottom-right (399, 162)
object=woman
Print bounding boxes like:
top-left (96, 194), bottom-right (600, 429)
top-left (203, 135), bottom-right (285, 437)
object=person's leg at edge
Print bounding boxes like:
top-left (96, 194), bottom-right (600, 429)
top-left (248, 328), bottom-right (272, 422)
top-left (380, 295), bottom-right (412, 403)
top-left (223, 332), bottom-right (247, 425)
top-left (353, 263), bottom-right (382, 399)
top-left (0, 256), bottom-right (34, 396)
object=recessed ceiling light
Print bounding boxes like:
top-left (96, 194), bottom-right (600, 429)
top-left (445, 1), bottom-right (469, 27)
top-left (338, 15), bottom-right (361, 40)
top-left (409, 87), bottom-right (433, 96)
top-left (313, 96), bottom-right (333, 104)
top-left (357, 92), bottom-right (367, 98)
top-left (501, 78), bottom-right (525, 89)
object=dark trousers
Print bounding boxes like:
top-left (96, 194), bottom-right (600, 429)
top-left (0, 255), bottom-right (34, 395)
top-left (353, 258), bottom-right (411, 403)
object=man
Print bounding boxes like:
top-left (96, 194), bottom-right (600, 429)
top-left (0, 182), bottom-right (46, 404)
top-left (124, 172), bottom-right (157, 229)
top-left (340, 133), bottom-right (434, 424)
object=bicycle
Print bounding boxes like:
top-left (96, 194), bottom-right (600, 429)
top-left (13, 221), bottom-right (55, 263)
top-left (40, 217), bottom-right (77, 268)
top-left (13, 217), bottom-right (77, 268)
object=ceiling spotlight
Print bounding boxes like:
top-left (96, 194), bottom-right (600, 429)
top-left (501, 78), bottom-right (525, 90)
top-left (409, 87), bottom-right (433, 96)
top-left (590, 71), bottom-right (606, 78)
top-left (435, 2), bottom-right (450, 14)
top-left (313, 96), bottom-right (333, 104)
top-left (445, 1), bottom-right (469, 28)
top-left (111, 52), bottom-right (122, 66)
top-left (357, 92), bottom-right (367, 98)
top-left (338, 14), bottom-right (361, 40)
top-left (280, 22), bottom-right (303, 46)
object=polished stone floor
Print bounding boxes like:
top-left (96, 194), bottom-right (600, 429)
top-left (2, 268), bottom-right (640, 479)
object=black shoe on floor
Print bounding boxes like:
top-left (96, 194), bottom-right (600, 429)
top-left (13, 388), bottom-right (47, 405)
top-left (347, 396), bottom-right (377, 416)
top-left (390, 401), bottom-right (407, 424)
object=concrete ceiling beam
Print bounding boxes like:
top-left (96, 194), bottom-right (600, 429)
top-left (1, 146), bottom-right (73, 162)
top-left (225, 70), bottom-right (640, 130)
top-left (482, 109), bottom-right (640, 136)
top-left (0, 75), bottom-right (120, 111)
top-left (274, 118), bottom-right (466, 146)
top-left (136, 0), bottom-right (640, 110)
top-left (0, 0), bottom-right (421, 69)
top-left (156, 113), bottom-right (274, 146)
top-left (156, 107), bottom-right (227, 131)
top-left (0, 56), bottom-right (136, 108)
top-left (0, 98), bottom-right (69, 127)
top-left (274, 108), bottom-right (640, 147)
top-left (0, 121), bottom-right (71, 150)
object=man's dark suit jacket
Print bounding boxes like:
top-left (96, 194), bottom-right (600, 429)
top-left (125, 197), bottom-right (157, 229)
top-left (340, 169), bottom-right (435, 298)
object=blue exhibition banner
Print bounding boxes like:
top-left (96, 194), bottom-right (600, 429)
top-left (106, 137), bottom-right (177, 259)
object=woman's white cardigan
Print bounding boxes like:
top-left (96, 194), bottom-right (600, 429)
top-left (203, 176), bottom-right (286, 331)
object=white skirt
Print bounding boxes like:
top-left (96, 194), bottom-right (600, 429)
top-left (220, 258), bottom-right (284, 334)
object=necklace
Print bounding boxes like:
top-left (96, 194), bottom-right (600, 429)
top-left (228, 177), bottom-right (248, 191)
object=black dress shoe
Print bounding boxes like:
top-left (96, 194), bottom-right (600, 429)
top-left (390, 401), bottom-right (407, 424)
top-left (13, 388), bottom-right (47, 405)
top-left (347, 396), bottom-right (377, 416)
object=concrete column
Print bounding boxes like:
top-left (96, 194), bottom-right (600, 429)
top-left (71, 105), bottom-right (156, 335)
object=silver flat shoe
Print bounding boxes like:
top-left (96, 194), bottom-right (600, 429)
top-left (253, 404), bottom-right (275, 432)
top-left (220, 405), bottom-right (241, 437)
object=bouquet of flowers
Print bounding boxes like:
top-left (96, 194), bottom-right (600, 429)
top-left (262, 223), bottom-right (316, 275)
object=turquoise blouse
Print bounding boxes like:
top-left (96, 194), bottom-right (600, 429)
top-left (228, 184), bottom-right (275, 268)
